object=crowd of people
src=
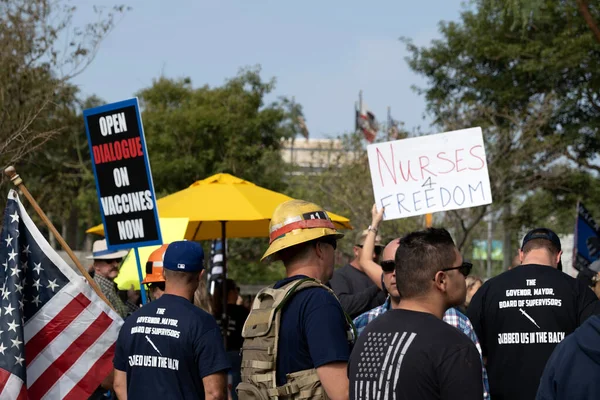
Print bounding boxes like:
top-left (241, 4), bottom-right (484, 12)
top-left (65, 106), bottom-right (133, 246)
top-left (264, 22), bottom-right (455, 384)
top-left (87, 199), bottom-right (600, 400)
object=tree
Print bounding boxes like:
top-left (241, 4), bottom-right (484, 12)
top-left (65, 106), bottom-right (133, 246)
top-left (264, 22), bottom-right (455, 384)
top-left (0, 0), bottom-right (127, 173)
top-left (18, 93), bottom-right (105, 250)
top-left (136, 67), bottom-right (301, 196)
top-left (402, 0), bottom-right (600, 268)
top-left (481, 0), bottom-right (600, 43)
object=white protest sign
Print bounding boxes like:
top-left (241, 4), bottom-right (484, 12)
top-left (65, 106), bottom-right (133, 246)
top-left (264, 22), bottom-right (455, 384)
top-left (367, 127), bottom-right (492, 220)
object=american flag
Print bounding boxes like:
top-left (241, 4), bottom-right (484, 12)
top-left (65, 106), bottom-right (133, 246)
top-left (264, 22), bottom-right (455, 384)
top-left (353, 331), bottom-right (417, 400)
top-left (355, 103), bottom-right (378, 143)
top-left (0, 190), bottom-right (123, 399)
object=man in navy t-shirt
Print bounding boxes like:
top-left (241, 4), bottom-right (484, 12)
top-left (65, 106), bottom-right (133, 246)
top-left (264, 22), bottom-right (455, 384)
top-left (252, 199), bottom-right (352, 400)
top-left (113, 241), bottom-right (230, 400)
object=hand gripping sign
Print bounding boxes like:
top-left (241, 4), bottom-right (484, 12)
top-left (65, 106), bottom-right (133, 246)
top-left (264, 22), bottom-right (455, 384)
top-left (367, 127), bottom-right (493, 220)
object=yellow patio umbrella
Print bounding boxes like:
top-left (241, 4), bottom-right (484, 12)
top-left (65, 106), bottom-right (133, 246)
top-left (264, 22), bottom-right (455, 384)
top-left (87, 173), bottom-right (353, 239)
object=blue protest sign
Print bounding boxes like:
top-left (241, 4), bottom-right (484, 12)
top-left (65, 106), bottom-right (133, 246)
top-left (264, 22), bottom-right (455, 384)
top-left (83, 98), bottom-right (162, 251)
top-left (574, 202), bottom-right (600, 271)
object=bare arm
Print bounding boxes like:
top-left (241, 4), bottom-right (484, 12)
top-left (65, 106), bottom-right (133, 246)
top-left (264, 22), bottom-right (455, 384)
top-left (113, 369), bottom-right (127, 400)
top-left (359, 205), bottom-right (385, 289)
top-left (202, 371), bottom-right (227, 400)
top-left (316, 362), bottom-right (349, 400)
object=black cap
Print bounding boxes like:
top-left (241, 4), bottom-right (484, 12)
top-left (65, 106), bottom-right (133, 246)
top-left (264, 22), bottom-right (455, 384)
top-left (521, 228), bottom-right (562, 271)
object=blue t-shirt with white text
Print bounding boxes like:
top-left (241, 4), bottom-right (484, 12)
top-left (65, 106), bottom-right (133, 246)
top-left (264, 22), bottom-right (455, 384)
top-left (114, 294), bottom-right (230, 399)
top-left (274, 275), bottom-right (352, 385)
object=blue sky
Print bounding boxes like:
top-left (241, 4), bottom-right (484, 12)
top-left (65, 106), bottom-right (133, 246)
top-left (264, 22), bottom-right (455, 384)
top-left (71, 0), bottom-right (466, 139)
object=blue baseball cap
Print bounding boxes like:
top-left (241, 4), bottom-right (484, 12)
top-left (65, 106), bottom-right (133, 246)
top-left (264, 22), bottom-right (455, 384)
top-left (163, 240), bottom-right (205, 272)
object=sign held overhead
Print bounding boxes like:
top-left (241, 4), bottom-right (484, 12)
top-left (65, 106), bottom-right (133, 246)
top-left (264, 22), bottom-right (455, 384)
top-left (367, 127), bottom-right (493, 220)
top-left (84, 98), bottom-right (162, 250)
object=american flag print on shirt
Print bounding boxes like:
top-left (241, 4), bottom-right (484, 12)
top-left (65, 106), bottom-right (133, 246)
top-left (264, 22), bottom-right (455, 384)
top-left (0, 190), bottom-right (123, 399)
top-left (353, 331), bottom-right (417, 400)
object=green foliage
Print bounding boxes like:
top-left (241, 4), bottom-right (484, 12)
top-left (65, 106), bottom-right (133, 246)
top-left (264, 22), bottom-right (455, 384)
top-left (0, 0), bottom-right (127, 171)
top-left (402, 0), bottom-right (600, 257)
top-left (137, 67), bottom-right (299, 197)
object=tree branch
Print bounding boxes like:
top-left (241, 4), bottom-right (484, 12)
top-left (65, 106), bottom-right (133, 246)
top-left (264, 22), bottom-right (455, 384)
top-left (576, 0), bottom-right (600, 45)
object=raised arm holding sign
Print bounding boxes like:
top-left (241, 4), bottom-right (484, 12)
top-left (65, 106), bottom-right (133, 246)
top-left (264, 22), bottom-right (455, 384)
top-left (367, 127), bottom-right (493, 220)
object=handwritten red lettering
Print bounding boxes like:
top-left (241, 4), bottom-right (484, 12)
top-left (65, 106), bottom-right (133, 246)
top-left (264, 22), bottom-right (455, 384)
top-left (436, 152), bottom-right (455, 174)
top-left (468, 145), bottom-right (485, 170)
top-left (418, 156), bottom-right (437, 179)
top-left (399, 160), bottom-right (419, 182)
top-left (376, 144), bottom-right (396, 187)
top-left (455, 148), bottom-right (466, 172)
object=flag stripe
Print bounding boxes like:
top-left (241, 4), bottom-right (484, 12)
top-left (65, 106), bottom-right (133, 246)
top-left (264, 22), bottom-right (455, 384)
top-left (16, 383), bottom-right (26, 400)
top-left (0, 373), bottom-right (23, 400)
top-left (62, 342), bottom-right (116, 400)
top-left (42, 320), bottom-right (120, 400)
top-left (0, 368), bottom-right (11, 396)
top-left (28, 311), bottom-right (113, 399)
top-left (25, 293), bottom-right (91, 364)
top-left (27, 301), bottom-right (103, 385)
top-left (25, 282), bottom-right (87, 342)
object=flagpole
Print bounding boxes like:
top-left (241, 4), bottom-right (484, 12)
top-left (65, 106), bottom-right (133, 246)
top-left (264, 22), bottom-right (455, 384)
top-left (387, 106), bottom-right (391, 139)
top-left (4, 166), bottom-right (115, 311)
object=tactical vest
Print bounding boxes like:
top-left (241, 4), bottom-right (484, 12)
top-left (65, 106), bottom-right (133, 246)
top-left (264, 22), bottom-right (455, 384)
top-left (237, 278), bottom-right (355, 400)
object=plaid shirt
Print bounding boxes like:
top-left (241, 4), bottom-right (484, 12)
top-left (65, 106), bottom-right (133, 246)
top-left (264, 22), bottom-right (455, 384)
top-left (353, 297), bottom-right (490, 400)
top-left (94, 274), bottom-right (138, 319)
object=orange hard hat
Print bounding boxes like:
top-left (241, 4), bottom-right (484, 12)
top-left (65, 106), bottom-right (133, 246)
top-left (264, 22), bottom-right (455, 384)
top-left (142, 244), bottom-right (169, 284)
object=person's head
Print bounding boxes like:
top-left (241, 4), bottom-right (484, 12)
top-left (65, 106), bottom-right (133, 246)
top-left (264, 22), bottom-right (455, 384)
top-left (395, 228), bottom-right (470, 309)
top-left (161, 240), bottom-right (205, 299)
top-left (520, 228), bottom-right (563, 269)
top-left (87, 239), bottom-right (129, 280)
top-left (262, 199), bottom-right (344, 282)
top-left (380, 238), bottom-right (401, 301)
top-left (142, 244), bottom-right (169, 300)
top-left (587, 261), bottom-right (600, 299)
top-left (353, 229), bottom-right (384, 263)
top-left (465, 275), bottom-right (483, 307)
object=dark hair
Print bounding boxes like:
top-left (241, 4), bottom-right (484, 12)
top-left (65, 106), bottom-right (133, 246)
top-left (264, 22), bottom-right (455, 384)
top-left (522, 239), bottom-right (560, 256)
top-left (163, 268), bottom-right (200, 285)
top-left (394, 227), bottom-right (457, 298)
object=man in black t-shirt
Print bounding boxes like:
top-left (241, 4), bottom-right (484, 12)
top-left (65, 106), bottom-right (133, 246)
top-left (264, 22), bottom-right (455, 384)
top-left (349, 227), bottom-right (483, 400)
top-left (468, 228), bottom-right (600, 400)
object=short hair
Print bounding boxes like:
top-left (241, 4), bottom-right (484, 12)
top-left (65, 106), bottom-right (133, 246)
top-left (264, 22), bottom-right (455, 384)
top-left (277, 237), bottom-right (332, 266)
top-left (395, 227), bottom-right (457, 298)
top-left (522, 239), bottom-right (560, 256)
top-left (163, 268), bottom-right (200, 286)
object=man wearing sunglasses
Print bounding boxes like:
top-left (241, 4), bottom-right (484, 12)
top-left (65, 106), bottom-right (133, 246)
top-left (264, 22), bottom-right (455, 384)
top-left (352, 205), bottom-right (490, 399)
top-left (468, 228), bottom-right (600, 400)
top-left (87, 239), bottom-right (138, 319)
top-left (349, 227), bottom-right (483, 400)
top-left (329, 228), bottom-right (387, 318)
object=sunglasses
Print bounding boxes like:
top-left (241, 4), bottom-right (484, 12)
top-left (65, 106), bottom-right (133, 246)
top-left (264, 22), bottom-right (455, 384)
top-left (380, 260), bottom-right (395, 273)
top-left (355, 244), bottom-right (383, 256)
top-left (101, 258), bottom-right (122, 265)
top-left (440, 261), bottom-right (473, 277)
